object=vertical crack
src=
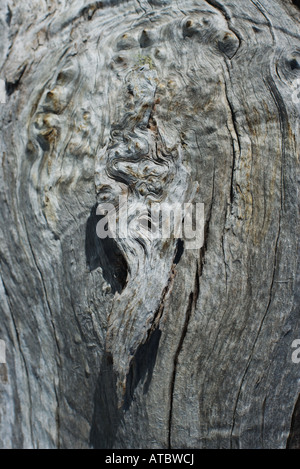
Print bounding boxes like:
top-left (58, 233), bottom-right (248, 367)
top-left (287, 393), bottom-right (300, 449)
top-left (250, 0), bottom-right (276, 43)
top-left (54, 382), bottom-right (61, 448)
top-left (168, 264), bottom-right (199, 449)
top-left (223, 72), bottom-right (241, 206)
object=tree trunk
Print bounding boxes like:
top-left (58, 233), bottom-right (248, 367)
top-left (0, 0), bottom-right (299, 449)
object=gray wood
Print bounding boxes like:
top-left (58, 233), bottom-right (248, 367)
top-left (0, 0), bottom-right (299, 449)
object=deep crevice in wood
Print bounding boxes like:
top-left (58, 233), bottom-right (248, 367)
top-left (85, 204), bottom-right (128, 294)
top-left (287, 394), bottom-right (300, 449)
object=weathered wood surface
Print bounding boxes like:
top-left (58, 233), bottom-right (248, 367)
top-left (0, 0), bottom-right (299, 449)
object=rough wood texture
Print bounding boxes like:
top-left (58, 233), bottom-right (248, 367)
top-left (0, 0), bottom-right (299, 449)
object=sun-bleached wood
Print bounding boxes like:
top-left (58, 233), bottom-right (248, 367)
top-left (0, 0), bottom-right (299, 449)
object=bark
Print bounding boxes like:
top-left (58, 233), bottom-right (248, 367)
top-left (0, 0), bottom-right (299, 449)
